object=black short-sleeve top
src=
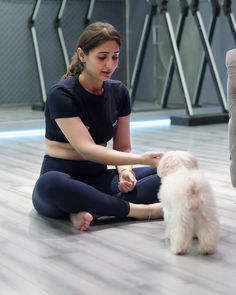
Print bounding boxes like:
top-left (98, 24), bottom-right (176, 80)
top-left (45, 76), bottom-right (131, 144)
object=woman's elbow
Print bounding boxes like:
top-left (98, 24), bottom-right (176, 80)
top-left (75, 143), bottom-right (97, 161)
top-left (116, 147), bottom-right (131, 153)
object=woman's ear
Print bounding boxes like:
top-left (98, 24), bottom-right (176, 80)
top-left (77, 48), bottom-right (86, 63)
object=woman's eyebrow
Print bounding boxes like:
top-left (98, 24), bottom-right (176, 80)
top-left (97, 51), bottom-right (120, 54)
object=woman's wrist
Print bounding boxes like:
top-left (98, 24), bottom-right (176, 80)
top-left (118, 168), bottom-right (135, 180)
top-left (119, 168), bottom-right (132, 174)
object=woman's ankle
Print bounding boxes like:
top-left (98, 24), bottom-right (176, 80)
top-left (127, 203), bottom-right (163, 220)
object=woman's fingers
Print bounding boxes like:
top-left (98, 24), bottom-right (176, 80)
top-left (118, 179), bottom-right (136, 192)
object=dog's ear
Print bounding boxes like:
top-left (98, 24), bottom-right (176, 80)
top-left (157, 151), bottom-right (198, 177)
top-left (157, 151), bottom-right (181, 177)
top-left (189, 156), bottom-right (198, 169)
top-left (181, 152), bottom-right (198, 169)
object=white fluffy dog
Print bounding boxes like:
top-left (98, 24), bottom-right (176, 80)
top-left (157, 151), bottom-right (219, 255)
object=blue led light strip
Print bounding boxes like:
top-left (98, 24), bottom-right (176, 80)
top-left (131, 119), bottom-right (170, 128)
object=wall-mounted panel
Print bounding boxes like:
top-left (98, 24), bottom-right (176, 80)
top-left (0, 0), bottom-right (41, 105)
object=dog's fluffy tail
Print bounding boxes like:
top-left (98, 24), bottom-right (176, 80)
top-left (186, 171), bottom-right (210, 212)
top-left (187, 180), bottom-right (201, 212)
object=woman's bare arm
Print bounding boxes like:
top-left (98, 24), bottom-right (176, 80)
top-left (55, 117), bottom-right (162, 166)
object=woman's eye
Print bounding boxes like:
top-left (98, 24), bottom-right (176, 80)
top-left (112, 55), bottom-right (119, 60)
top-left (98, 56), bottom-right (106, 60)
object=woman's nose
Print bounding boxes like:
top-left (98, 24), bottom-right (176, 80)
top-left (105, 58), bottom-right (116, 69)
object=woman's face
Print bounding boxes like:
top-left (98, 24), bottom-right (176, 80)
top-left (79, 40), bottom-right (120, 82)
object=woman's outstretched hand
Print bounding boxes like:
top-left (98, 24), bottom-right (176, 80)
top-left (118, 151), bottom-right (164, 192)
top-left (118, 169), bottom-right (137, 193)
top-left (141, 151), bottom-right (164, 166)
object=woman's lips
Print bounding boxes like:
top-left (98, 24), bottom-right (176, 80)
top-left (102, 71), bottom-right (111, 77)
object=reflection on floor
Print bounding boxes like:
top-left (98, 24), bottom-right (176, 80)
top-left (0, 109), bottom-right (235, 295)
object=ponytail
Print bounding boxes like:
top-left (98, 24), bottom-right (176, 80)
top-left (61, 52), bottom-right (84, 79)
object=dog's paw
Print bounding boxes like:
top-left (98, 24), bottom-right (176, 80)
top-left (198, 244), bottom-right (216, 255)
top-left (171, 245), bottom-right (188, 255)
top-left (198, 235), bottom-right (218, 255)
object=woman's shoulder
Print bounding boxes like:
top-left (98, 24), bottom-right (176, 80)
top-left (45, 76), bottom-right (80, 118)
top-left (46, 76), bottom-right (80, 104)
top-left (49, 76), bottom-right (78, 94)
top-left (45, 76), bottom-right (80, 111)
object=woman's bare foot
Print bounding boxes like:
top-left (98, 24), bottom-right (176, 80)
top-left (70, 212), bottom-right (93, 231)
top-left (128, 202), bottom-right (163, 220)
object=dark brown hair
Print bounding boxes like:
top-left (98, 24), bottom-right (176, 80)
top-left (62, 22), bottom-right (121, 79)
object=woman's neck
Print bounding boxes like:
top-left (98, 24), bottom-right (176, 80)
top-left (79, 74), bottom-right (104, 95)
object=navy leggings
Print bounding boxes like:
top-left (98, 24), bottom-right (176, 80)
top-left (32, 155), bottom-right (161, 219)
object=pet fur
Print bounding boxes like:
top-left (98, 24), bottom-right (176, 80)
top-left (157, 151), bottom-right (219, 255)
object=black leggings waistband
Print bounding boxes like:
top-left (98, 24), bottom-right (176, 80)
top-left (40, 155), bottom-right (107, 178)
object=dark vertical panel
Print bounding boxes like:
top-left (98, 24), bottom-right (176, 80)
top-left (200, 1), bottom-right (236, 105)
top-left (90, 0), bottom-right (126, 82)
top-left (35, 0), bottom-right (65, 92)
top-left (128, 0), bottom-right (154, 108)
top-left (0, 0), bottom-right (41, 105)
top-left (60, 0), bottom-right (89, 61)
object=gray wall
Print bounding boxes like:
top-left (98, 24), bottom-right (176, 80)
top-left (0, 0), bottom-right (235, 111)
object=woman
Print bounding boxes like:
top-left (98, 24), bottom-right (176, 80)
top-left (32, 22), bottom-right (164, 231)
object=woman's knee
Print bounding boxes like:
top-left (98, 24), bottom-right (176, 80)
top-left (32, 171), bottom-right (70, 219)
top-left (34, 171), bottom-right (70, 199)
top-left (133, 166), bottom-right (157, 179)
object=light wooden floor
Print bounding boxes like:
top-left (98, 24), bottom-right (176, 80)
top-left (0, 109), bottom-right (235, 295)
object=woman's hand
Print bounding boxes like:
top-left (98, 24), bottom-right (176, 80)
top-left (141, 151), bottom-right (164, 166)
top-left (118, 169), bottom-right (137, 193)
